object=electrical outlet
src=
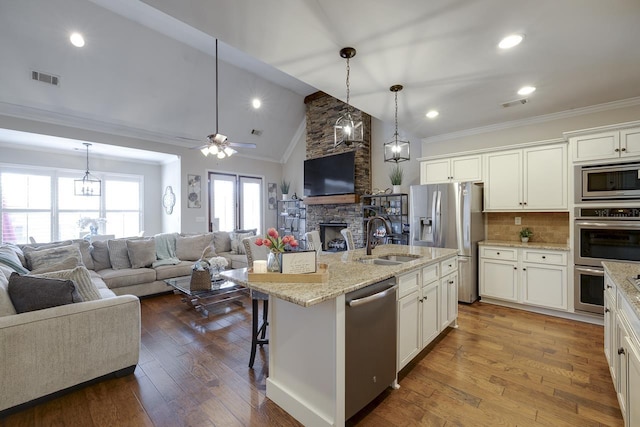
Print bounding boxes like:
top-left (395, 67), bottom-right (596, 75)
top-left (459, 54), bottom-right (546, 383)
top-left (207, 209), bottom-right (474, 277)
top-left (515, 216), bottom-right (522, 225)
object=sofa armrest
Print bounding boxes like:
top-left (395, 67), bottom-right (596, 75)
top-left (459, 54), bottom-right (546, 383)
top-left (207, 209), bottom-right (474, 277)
top-left (0, 295), bottom-right (140, 411)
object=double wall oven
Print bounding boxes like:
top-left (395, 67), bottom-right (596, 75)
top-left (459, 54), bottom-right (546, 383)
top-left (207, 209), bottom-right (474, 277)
top-left (574, 207), bottom-right (640, 314)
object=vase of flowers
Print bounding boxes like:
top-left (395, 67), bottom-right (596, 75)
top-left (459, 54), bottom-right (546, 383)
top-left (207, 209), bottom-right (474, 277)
top-left (208, 256), bottom-right (228, 281)
top-left (255, 227), bottom-right (299, 272)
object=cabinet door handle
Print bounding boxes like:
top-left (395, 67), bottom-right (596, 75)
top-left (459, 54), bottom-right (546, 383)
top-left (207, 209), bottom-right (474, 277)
top-left (523, 268), bottom-right (526, 271)
top-left (615, 148), bottom-right (620, 152)
top-left (605, 307), bottom-right (610, 313)
top-left (607, 284), bottom-right (613, 289)
top-left (497, 252), bottom-right (500, 255)
top-left (618, 347), bottom-right (626, 355)
top-left (519, 202), bottom-right (523, 205)
top-left (523, 202), bottom-right (527, 205)
top-left (542, 256), bottom-right (546, 259)
top-left (424, 296), bottom-right (428, 301)
top-left (621, 147), bottom-right (626, 152)
top-left (514, 266), bottom-right (517, 270)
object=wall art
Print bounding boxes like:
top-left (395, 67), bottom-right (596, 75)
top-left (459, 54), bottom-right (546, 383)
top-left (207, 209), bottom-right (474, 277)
top-left (187, 174), bottom-right (201, 208)
top-left (268, 182), bottom-right (277, 210)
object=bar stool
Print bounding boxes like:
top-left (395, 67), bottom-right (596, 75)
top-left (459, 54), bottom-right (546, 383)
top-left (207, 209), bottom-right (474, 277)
top-left (242, 236), bottom-right (270, 368)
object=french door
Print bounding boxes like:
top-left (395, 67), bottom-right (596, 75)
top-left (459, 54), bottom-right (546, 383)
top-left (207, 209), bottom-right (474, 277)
top-left (208, 172), bottom-right (263, 233)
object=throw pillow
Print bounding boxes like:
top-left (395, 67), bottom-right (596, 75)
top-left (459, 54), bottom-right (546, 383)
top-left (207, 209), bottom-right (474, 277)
top-left (0, 245), bottom-right (29, 274)
top-left (33, 266), bottom-right (101, 302)
top-left (24, 244), bottom-right (83, 272)
top-left (126, 238), bottom-right (156, 268)
top-left (71, 239), bottom-right (95, 270)
top-left (30, 256), bottom-right (81, 274)
top-left (0, 269), bottom-right (17, 317)
top-left (90, 240), bottom-right (112, 271)
top-left (8, 272), bottom-right (83, 314)
top-left (107, 239), bottom-right (131, 270)
top-left (176, 234), bottom-right (213, 261)
top-left (231, 231), bottom-right (256, 255)
top-left (213, 231), bottom-right (232, 253)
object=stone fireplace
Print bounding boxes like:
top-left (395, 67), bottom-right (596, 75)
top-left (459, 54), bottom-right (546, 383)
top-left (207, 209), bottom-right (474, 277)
top-left (303, 92), bottom-right (372, 248)
top-left (319, 222), bottom-right (348, 251)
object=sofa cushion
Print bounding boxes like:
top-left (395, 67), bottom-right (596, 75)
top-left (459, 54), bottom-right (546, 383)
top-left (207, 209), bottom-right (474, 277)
top-left (127, 238), bottom-right (156, 268)
top-left (213, 231), bottom-right (232, 253)
top-left (88, 270), bottom-right (116, 299)
top-left (8, 273), bottom-right (83, 314)
top-left (99, 268), bottom-right (156, 289)
top-left (230, 231), bottom-right (255, 255)
top-left (0, 266), bottom-right (17, 316)
top-left (33, 266), bottom-right (102, 302)
top-left (71, 239), bottom-right (95, 270)
top-left (29, 256), bottom-right (81, 274)
top-left (176, 234), bottom-right (213, 261)
top-left (91, 240), bottom-right (112, 271)
top-left (24, 244), bottom-right (83, 272)
top-left (154, 261), bottom-right (194, 281)
top-left (107, 239), bottom-right (131, 270)
top-left (222, 252), bottom-right (249, 269)
top-left (0, 245), bottom-right (29, 274)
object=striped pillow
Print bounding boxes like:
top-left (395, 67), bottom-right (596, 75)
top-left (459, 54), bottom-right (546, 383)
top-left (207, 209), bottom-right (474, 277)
top-left (33, 266), bottom-right (101, 301)
top-left (107, 239), bottom-right (131, 270)
top-left (0, 246), bottom-right (29, 274)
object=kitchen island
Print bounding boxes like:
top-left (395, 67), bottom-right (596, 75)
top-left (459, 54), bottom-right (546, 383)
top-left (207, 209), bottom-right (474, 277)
top-left (221, 244), bottom-right (458, 427)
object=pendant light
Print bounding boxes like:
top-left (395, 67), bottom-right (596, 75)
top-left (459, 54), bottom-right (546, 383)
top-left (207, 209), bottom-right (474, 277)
top-left (74, 143), bottom-right (101, 196)
top-left (384, 85), bottom-right (410, 163)
top-left (334, 47), bottom-right (363, 148)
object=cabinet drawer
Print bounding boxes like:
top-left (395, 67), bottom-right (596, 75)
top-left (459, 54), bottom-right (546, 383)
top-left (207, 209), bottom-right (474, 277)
top-left (522, 249), bottom-right (567, 266)
top-left (422, 263), bottom-right (439, 286)
top-left (440, 257), bottom-right (458, 277)
top-left (398, 270), bottom-right (420, 299)
top-left (480, 246), bottom-right (517, 261)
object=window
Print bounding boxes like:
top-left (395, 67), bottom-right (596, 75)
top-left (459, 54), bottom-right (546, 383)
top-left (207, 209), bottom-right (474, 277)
top-left (0, 166), bottom-right (143, 243)
top-left (209, 172), bottom-right (263, 233)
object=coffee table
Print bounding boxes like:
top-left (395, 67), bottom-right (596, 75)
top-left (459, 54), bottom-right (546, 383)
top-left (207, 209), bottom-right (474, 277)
top-left (164, 275), bottom-right (248, 317)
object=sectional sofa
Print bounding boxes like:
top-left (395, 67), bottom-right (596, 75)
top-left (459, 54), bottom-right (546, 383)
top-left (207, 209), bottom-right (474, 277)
top-left (0, 230), bottom-right (251, 413)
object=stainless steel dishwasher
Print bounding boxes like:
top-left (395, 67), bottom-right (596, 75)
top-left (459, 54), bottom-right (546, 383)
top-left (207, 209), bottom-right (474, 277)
top-left (345, 277), bottom-right (398, 419)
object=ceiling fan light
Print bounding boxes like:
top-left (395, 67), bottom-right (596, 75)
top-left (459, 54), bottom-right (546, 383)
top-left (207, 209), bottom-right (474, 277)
top-left (200, 147), bottom-right (210, 156)
top-left (223, 146), bottom-right (236, 156)
top-left (209, 145), bottom-right (219, 155)
top-left (216, 151), bottom-right (226, 159)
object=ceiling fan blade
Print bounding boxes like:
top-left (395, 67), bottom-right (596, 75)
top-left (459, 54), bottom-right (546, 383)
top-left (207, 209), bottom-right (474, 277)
top-left (229, 142), bottom-right (257, 149)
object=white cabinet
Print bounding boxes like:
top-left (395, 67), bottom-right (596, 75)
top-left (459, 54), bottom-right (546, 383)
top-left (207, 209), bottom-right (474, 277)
top-left (484, 144), bottom-right (567, 211)
top-left (571, 127), bottom-right (640, 162)
top-left (420, 155), bottom-right (482, 184)
top-left (604, 271), bottom-right (640, 427)
top-left (479, 245), bottom-right (568, 311)
top-left (397, 257), bottom-right (458, 371)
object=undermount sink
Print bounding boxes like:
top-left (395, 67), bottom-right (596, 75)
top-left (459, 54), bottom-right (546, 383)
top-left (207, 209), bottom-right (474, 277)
top-left (357, 258), bottom-right (402, 266)
top-left (377, 254), bottom-right (422, 263)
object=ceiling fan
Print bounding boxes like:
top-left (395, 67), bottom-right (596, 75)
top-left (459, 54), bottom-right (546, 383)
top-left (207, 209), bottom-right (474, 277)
top-left (196, 38), bottom-right (256, 159)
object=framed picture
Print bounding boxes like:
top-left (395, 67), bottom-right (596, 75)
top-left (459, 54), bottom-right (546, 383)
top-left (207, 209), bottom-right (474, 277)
top-left (280, 251), bottom-right (317, 274)
top-left (187, 174), bottom-right (201, 208)
top-left (268, 182), bottom-right (277, 210)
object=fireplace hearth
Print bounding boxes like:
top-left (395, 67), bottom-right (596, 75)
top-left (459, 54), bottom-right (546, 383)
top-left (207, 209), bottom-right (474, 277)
top-left (319, 223), bottom-right (348, 252)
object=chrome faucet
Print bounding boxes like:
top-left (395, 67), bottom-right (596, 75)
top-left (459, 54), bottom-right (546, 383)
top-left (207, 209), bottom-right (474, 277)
top-left (366, 215), bottom-right (392, 255)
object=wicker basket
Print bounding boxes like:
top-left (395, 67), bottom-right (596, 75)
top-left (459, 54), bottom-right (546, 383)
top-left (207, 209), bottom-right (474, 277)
top-left (190, 269), bottom-right (211, 291)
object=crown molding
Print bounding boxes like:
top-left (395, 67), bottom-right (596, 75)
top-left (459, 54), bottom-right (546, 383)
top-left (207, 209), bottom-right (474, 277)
top-left (421, 96), bottom-right (640, 145)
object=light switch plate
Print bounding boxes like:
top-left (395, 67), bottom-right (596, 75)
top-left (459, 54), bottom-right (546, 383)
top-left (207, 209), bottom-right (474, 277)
top-left (515, 216), bottom-right (521, 225)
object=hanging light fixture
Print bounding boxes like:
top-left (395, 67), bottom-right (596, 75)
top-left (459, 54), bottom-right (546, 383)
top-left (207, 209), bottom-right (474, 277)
top-left (384, 85), bottom-right (410, 163)
top-left (74, 143), bottom-right (101, 196)
top-left (334, 47), bottom-right (363, 148)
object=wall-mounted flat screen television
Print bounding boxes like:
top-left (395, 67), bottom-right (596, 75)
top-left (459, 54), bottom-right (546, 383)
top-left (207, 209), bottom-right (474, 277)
top-left (304, 151), bottom-right (355, 197)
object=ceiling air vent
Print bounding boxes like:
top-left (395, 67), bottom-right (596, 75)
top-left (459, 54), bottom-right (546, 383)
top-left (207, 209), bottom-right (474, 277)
top-left (251, 129), bottom-right (263, 136)
top-left (31, 70), bottom-right (60, 86)
top-left (501, 98), bottom-right (528, 108)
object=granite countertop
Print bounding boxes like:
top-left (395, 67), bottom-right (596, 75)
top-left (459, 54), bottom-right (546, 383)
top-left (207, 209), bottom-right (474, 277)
top-left (602, 261), bottom-right (640, 321)
top-left (479, 240), bottom-right (570, 251)
top-left (221, 244), bottom-right (458, 307)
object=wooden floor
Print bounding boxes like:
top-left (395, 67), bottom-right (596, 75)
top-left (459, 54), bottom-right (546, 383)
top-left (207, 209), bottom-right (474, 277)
top-left (1, 294), bottom-right (623, 427)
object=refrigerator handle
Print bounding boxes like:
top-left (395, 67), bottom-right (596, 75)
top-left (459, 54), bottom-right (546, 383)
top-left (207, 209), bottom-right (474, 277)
top-left (435, 190), bottom-right (442, 246)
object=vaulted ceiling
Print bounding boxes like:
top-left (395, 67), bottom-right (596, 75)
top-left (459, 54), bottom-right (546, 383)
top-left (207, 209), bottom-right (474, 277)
top-left (2, 0), bottom-right (640, 162)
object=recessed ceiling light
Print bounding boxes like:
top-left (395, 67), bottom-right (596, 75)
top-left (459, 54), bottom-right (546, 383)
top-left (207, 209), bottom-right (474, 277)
top-left (498, 34), bottom-right (524, 49)
top-left (426, 110), bottom-right (439, 119)
top-left (69, 32), bottom-right (85, 48)
top-left (252, 98), bottom-right (261, 109)
top-left (517, 86), bottom-right (536, 96)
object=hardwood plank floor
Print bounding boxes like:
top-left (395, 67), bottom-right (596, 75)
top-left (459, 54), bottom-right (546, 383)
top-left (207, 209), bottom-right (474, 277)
top-left (1, 295), bottom-right (623, 426)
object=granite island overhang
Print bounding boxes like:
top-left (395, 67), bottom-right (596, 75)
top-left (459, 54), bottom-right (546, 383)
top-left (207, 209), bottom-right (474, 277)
top-left (221, 244), bottom-right (459, 427)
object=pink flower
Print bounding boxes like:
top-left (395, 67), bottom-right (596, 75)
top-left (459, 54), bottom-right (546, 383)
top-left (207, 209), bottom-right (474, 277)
top-left (290, 239), bottom-right (299, 248)
top-left (282, 235), bottom-right (291, 244)
top-left (267, 228), bottom-right (278, 238)
top-left (255, 237), bottom-right (264, 246)
top-left (264, 239), bottom-right (272, 247)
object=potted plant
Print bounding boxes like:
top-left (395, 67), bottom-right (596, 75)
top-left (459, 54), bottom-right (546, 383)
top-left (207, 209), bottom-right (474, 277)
top-left (519, 227), bottom-right (533, 243)
top-left (389, 164), bottom-right (403, 194)
top-left (280, 179), bottom-right (290, 200)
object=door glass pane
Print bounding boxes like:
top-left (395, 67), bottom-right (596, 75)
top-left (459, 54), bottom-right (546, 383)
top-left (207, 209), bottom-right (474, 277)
top-left (240, 177), bottom-right (262, 234)
top-left (211, 174), bottom-right (236, 232)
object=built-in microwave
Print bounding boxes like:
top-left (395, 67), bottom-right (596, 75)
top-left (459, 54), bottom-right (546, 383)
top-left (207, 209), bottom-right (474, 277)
top-left (578, 162), bottom-right (640, 201)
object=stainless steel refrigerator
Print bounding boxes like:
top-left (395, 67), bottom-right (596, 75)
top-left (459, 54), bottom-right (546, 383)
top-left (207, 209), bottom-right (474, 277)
top-left (409, 182), bottom-right (484, 303)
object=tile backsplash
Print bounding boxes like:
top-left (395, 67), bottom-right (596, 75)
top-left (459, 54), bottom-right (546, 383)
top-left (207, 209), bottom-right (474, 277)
top-left (486, 212), bottom-right (569, 244)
